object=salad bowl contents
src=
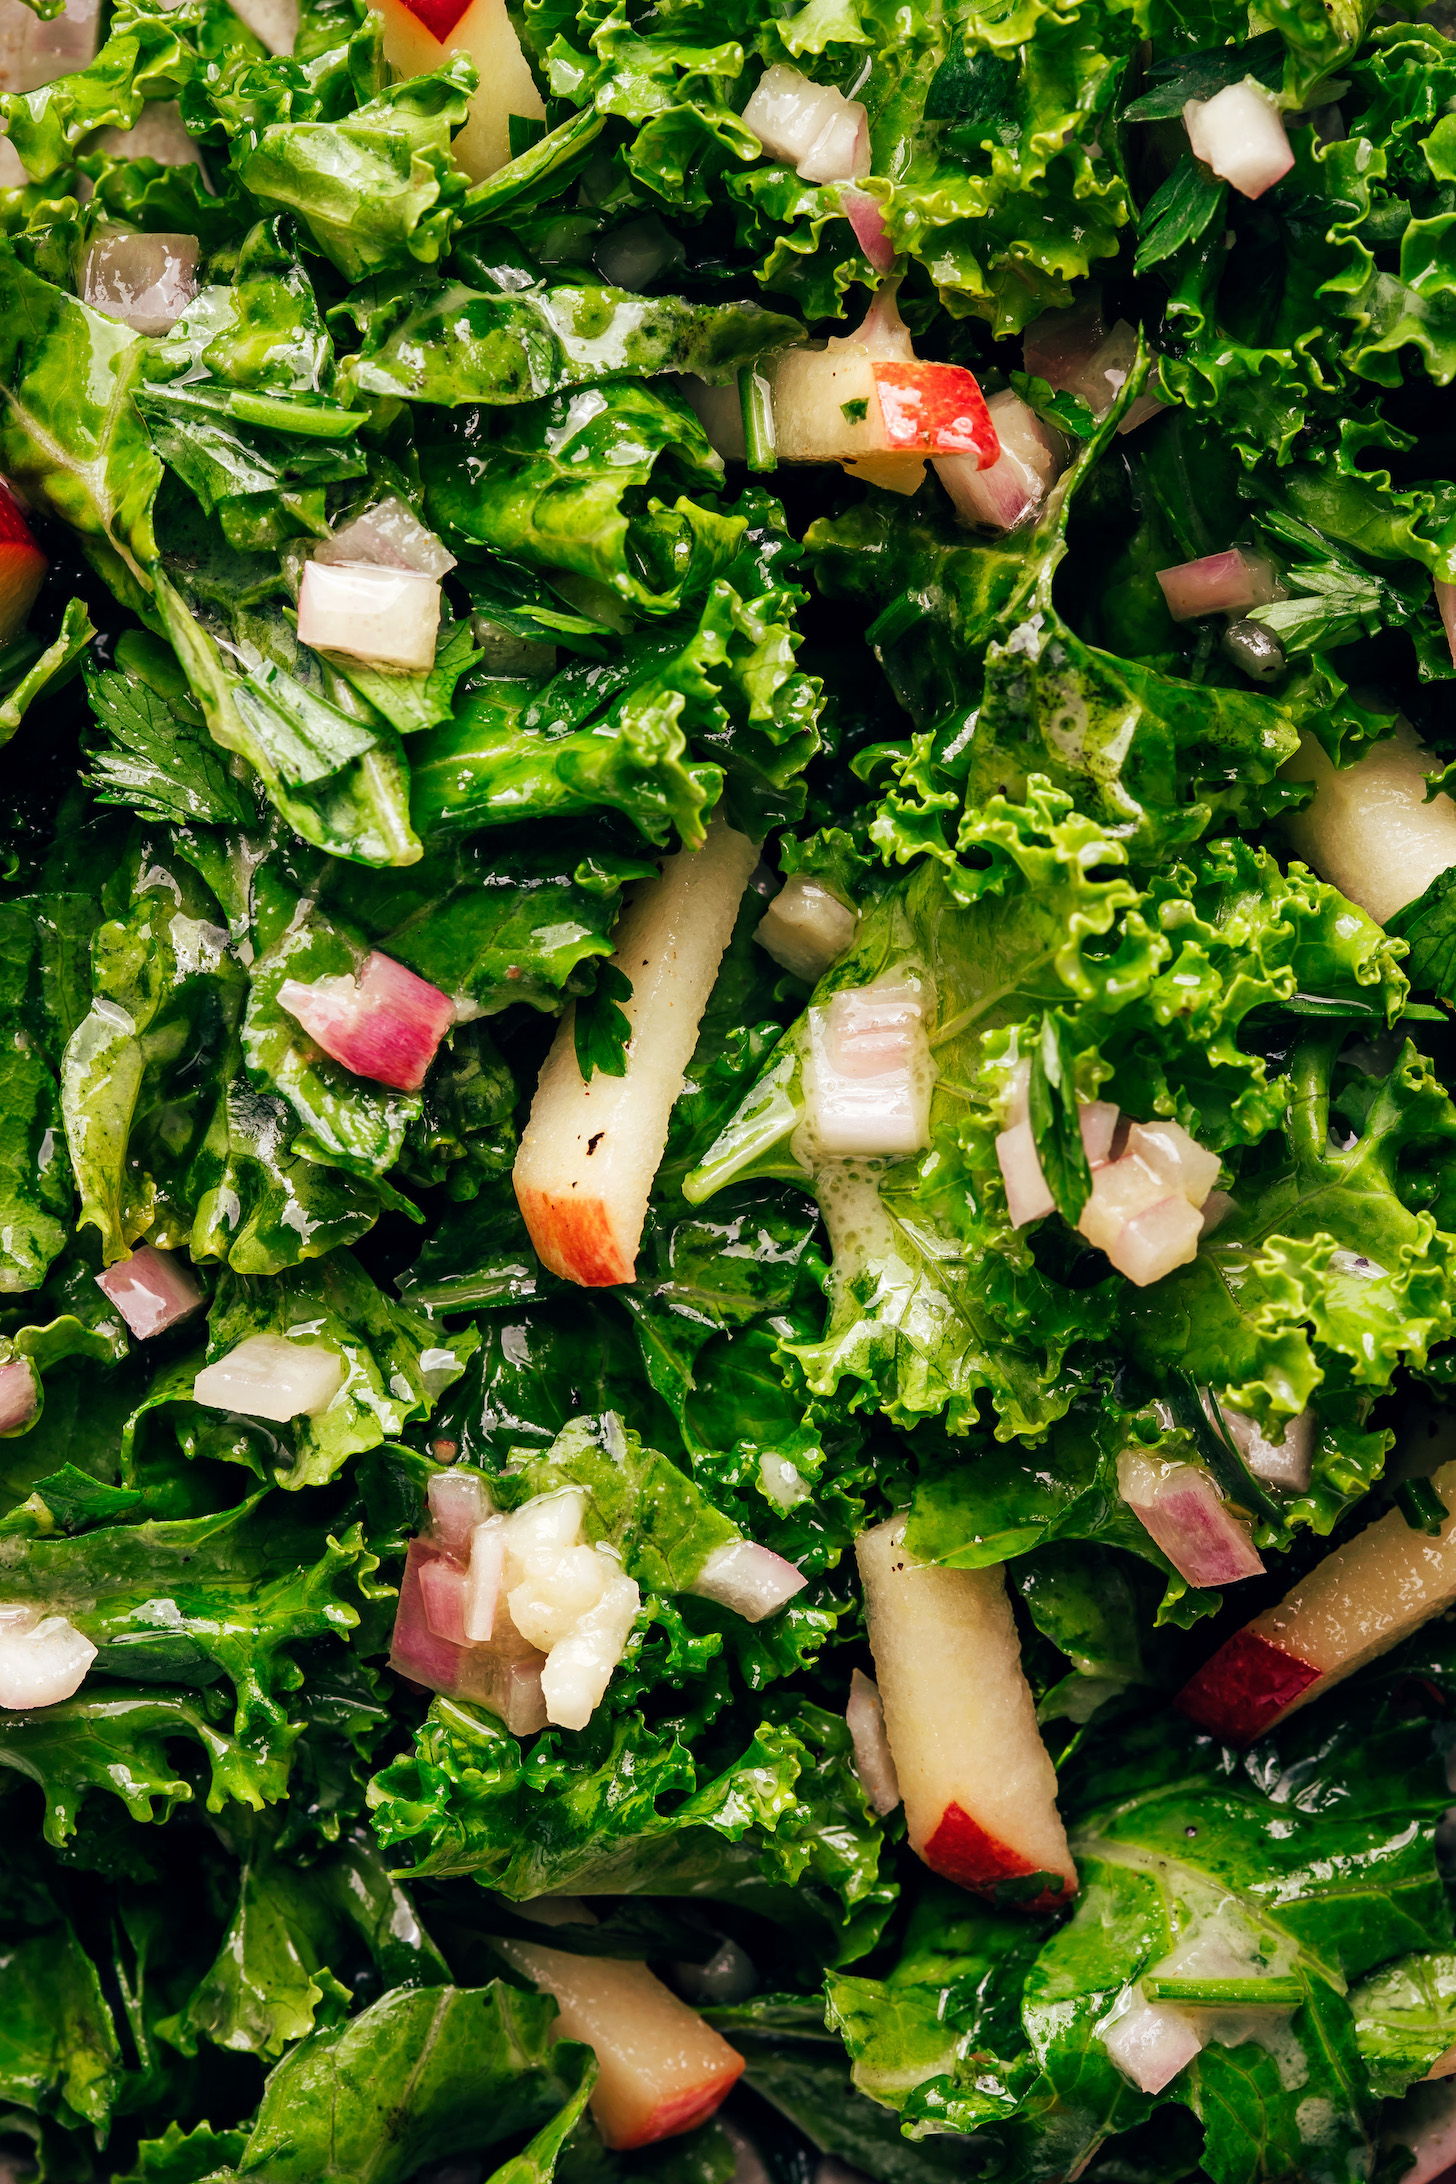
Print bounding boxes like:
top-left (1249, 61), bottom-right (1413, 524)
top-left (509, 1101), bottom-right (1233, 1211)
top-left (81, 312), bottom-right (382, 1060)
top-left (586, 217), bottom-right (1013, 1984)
top-left (5, 0), bottom-right (1456, 2181)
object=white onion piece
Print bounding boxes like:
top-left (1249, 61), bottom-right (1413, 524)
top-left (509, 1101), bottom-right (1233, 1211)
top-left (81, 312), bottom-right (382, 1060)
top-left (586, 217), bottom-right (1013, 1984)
top-left (0, 1606), bottom-right (97, 1710)
top-left (95, 1243), bottom-right (204, 1339)
top-left (83, 231), bottom-right (200, 336)
top-left (692, 1539), bottom-right (807, 1621)
top-left (540, 1570), bottom-right (641, 1730)
top-left (1109, 1194), bottom-right (1204, 1285)
top-left (390, 1542), bottom-right (548, 1734)
top-left (1101, 1999), bottom-right (1203, 2094)
top-left (316, 496), bottom-right (456, 580)
top-left (1157, 549), bottom-right (1282, 623)
top-left (278, 949), bottom-right (453, 1094)
top-left (742, 64), bottom-right (871, 184)
top-left (1214, 1399), bottom-right (1314, 1491)
top-left (1124, 1119), bottom-right (1221, 1206)
top-left (1437, 577), bottom-right (1456, 670)
top-left (755, 875), bottom-right (858, 982)
top-left (1184, 81), bottom-right (1293, 199)
top-left (0, 1356), bottom-right (39, 1433)
top-left (1022, 305), bottom-right (1166, 431)
top-left (296, 561), bottom-right (441, 672)
top-left (192, 1331), bottom-right (344, 1421)
top-left (0, 0), bottom-right (100, 97)
top-left (226, 0), bottom-right (298, 54)
top-left (808, 985), bottom-right (932, 1156)
top-left (935, 388), bottom-right (1064, 531)
top-left (1118, 1450), bottom-right (1264, 1587)
top-left (842, 188), bottom-right (895, 271)
top-left (847, 1667), bottom-right (902, 1814)
top-left (464, 1515), bottom-right (508, 1642)
top-left (427, 1466), bottom-right (494, 1559)
top-left (995, 1100), bottom-right (1120, 1229)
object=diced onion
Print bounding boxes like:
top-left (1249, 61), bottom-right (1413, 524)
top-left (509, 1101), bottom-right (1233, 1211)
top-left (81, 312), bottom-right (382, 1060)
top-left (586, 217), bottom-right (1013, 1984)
top-left (847, 1666), bottom-right (902, 1814)
top-left (842, 188), bottom-right (895, 272)
top-left (1184, 80), bottom-right (1293, 200)
top-left (1157, 549), bottom-right (1282, 623)
top-left (1214, 1399), bottom-right (1314, 1491)
top-left (1222, 618), bottom-right (1286, 682)
top-left (1105, 1193), bottom-right (1204, 1286)
top-left (1101, 1999), bottom-right (1203, 2094)
top-left (390, 1540), bottom-right (549, 1734)
top-left (807, 984), bottom-right (932, 1157)
top-left (95, 1243), bottom-right (205, 1339)
top-left (0, 0), bottom-right (100, 97)
top-left (0, 1606), bottom-right (97, 1710)
top-left (427, 1466), bottom-right (494, 1560)
top-left (316, 495), bottom-right (456, 580)
top-left (1021, 304), bottom-right (1166, 432)
top-left (1437, 577), bottom-right (1456, 670)
top-left (82, 231), bottom-right (200, 336)
top-left (935, 388), bottom-right (1064, 532)
top-left (1118, 1449), bottom-right (1264, 1588)
top-left (1385, 2081), bottom-right (1456, 2184)
top-left (996, 1119), bottom-right (1055, 1228)
top-left (419, 1553), bottom-right (469, 1644)
top-left (0, 1356), bottom-right (39, 1434)
top-left (1123, 1119), bottom-right (1222, 1206)
top-left (277, 948), bottom-right (453, 1094)
top-left (192, 1331), bottom-right (344, 1421)
top-left (692, 1539), bottom-right (807, 1622)
top-left (539, 1570), bottom-right (641, 1730)
top-left (464, 1515), bottom-right (508, 1642)
top-left (1078, 1118), bottom-right (1218, 1282)
top-left (756, 875), bottom-right (859, 983)
top-left (296, 561), bottom-right (441, 672)
top-left (742, 63), bottom-right (871, 185)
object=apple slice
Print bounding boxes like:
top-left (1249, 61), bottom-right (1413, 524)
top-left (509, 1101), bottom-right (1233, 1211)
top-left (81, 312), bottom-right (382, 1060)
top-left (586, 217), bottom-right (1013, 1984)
top-left (855, 1516), bottom-right (1077, 1908)
top-left (372, 0), bottom-right (545, 180)
top-left (1178, 1457), bottom-right (1456, 1744)
top-left (493, 1941), bottom-right (745, 2148)
top-left (513, 812), bottom-right (759, 1286)
top-left (1281, 720), bottom-right (1456, 924)
top-left (0, 479), bottom-right (46, 646)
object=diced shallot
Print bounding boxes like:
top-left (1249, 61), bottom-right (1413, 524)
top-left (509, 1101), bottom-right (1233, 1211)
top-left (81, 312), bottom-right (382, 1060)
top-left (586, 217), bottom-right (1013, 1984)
top-left (277, 949), bottom-right (453, 1094)
top-left (1101, 1999), bottom-right (1203, 2094)
top-left (847, 1667), bottom-right (902, 1814)
top-left (0, 1356), bottom-right (39, 1434)
top-left (842, 188), bottom-right (896, 272)
top-left (994, 1100), bottom-right (1120, 1230)
top-left (935, 388), bottom-right (1065, 532)
top-left (1184, 81), bottom-right (1293, 200)
top-left (808, 985), bottom-right (932, 1156)
top-left (1021, 303), bottom-right (1165, 433)
top-left (1118, 1449), bottom-right (1264, 1589)
top-left (1157, 549), bottom-right (1282, 623)
top-left (95, 1244), bottom-right (205, 1339)
top-left (390, 1540), bottom-right (549, 1735)
top-left (296, 560), bottom-right (441, 672)
top-left (0, 0), bottom-right (100, 98)
top-left (192, 1331), bottom-right (344, 1421)
top-left (82, 231), bottom-right (199, 336)
top-left (315, 496), bottom-right (456, 580)
top-left (1078, 1119), bottom-right (1219, 1285)
top-left (0, 1605), bottom-right (97, 1710)
top-left (1212, 1398), bottom-right (1314, 1491)
top-left (464, 1515), bottom-right (508, 1641)
top-left (755, 875), bottom-right (858, 982)
top-left (419, 1553), bottom-right (469, 1645)
top-left (692, 1539), bottom-right (807, 1622)
top-left (0, 477), bottom-right (46, 645)
top-left (742, 63), bottom-right (871, 184)
top-left (1436, 577), bottom-right (1456, 670)
top-left (427, 1466), bottom-right (494, 1560)
top-left (1384, 2080), bottom-right (1456, 2184)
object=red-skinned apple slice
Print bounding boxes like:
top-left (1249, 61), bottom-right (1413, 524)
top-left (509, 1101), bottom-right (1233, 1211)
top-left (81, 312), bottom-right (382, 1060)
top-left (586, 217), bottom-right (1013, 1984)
top-left (1178, 1457), bottom-right (1456, 1744)
top-left (856, 1517), bottom-right (1077, 1909)
top-left (372, 0), bottom-right (544, 178)
top-left (493, 1941), bottom-right (745, 2148)
top-left (514, 813), bottom-right (759, 1286)
top-left (0, 479), bottom-right (46, 646)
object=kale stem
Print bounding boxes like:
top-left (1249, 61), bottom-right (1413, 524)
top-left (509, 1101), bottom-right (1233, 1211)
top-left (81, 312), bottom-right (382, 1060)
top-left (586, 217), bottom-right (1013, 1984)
top-left (1288, 1033), bottom-right (1342, 1167)
top-left (1395, 1478), bottom-right (1448, 1535)
top-left (738, 367), bottom-right (777, 473)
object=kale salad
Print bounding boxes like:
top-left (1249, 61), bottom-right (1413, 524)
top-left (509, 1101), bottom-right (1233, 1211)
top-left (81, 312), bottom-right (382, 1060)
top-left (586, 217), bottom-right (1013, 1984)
top-left (10, 0), bottom-right (1456, 2176)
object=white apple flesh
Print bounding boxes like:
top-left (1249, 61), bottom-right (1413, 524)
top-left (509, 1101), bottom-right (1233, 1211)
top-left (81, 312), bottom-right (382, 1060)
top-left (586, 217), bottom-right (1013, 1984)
top-left (493, 1941), bottom-right (745, 2148)
top-left (1281, 720), bottom-right (1456, 924)
top-left (1179, 1456), bottom-right (1456, 1743)
top-left (373, 0), bottom-right (545, 179)
top-left (514, 813), bottom-right (759, 1286)
top-left (855, 1516), bottom-right (1077, 1907)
